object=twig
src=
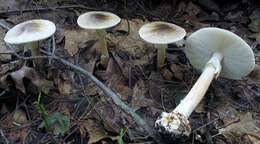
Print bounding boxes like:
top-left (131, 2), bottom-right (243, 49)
top-left (0, 19), bottom-right (11, 30)
top-left (0, 5), bottom-right (99, 16)
top-left (54, 56), bottom-right (153, 132)
top-left (8, 52), bottom-right (157, 140)
top-left (0, 90), bottom-right (6, 97)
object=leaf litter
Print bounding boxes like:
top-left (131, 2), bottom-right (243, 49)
top-left (0, 0), bottom-right (260, 144)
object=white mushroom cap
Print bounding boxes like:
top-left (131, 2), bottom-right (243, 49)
top-left (138, 21), bottom-right (186, 44)
top-left (77, 11), bottom-right (121, 30)
top-left (185, 27), bottom-right (255, 80)
top-left (4, 19), bottom-right (56, 44)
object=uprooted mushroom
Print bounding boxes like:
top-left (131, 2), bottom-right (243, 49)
top-left (155, 27), bottom-right (255, 137)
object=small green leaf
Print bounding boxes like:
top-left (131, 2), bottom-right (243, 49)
top-left (39, 112), bottom-right (70, 135)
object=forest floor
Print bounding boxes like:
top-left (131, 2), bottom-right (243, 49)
top-left (0, 0), bottom-right (260, 144)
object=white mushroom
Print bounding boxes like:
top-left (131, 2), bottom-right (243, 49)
top-left (4, 19), bottom-right (56, 57)
top-left (139, 21), bottom-right (186, 69)
top-left (77, 11), bottom-right (121, 65)
top-left (155, 27), bottom-right (255, 137)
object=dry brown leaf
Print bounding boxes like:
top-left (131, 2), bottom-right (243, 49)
top-left (0, 60), bottom-right (22, 77)
top-left (161, 67), bottom-right (173, 80)
top-left (114, 19), bottom-right (147, 39)
top-left (131, 80), bottom-right (154, 110)
top-left (6, 66), bottom-right (53, 93)
top-left (79, 119), bottom-right (110, 144)
top-left (8, 127), bottom-right (28, 143)
top-left (13, 109), bottom-right (28, 125)
top-left (106, 74), bottom-right (131, 101)
top-left (170, 64), bottom-right (184, 80)
top-left (247, 134), bottom-right (260, 144)
top-left (64, 28), bottom-right (96, 56)
top-left (219, 112), bottom-right (260, 137)
top-left (93, 100), bottom-right (134, 134)
top-left (248, 64), bottom-right (260, 83)
top-left (58, 79), bottom-right (73, 96)
top-left (0, 27), bottom-right (11, 61)
top-left (0, 107), bottom-right (28, 143)
top-left (109, 19), bottom-right (154, 65)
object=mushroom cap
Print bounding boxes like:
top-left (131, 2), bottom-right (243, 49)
top-left (77, 11), bottom-right (121, 30)
top-left (138, 21), bottom-right (186, 44)
top-left (4, 19), bottom-right (56, 44)
top-left (185, 27), bottom-right (255, 80)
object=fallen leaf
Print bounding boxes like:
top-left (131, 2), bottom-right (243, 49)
top-left (79, 119), bottom-right (110, 144)
top-left (169, 64), bottom-right (185, 81)
top-left (249, 33), bottom-right (260, 45)
top-left (247, 134), bottom-right (260, 144)
top-left (106, 74), bottom-right (130, 101)
top-left (93, 99), bottom-right (134, 134)
top-left (161, 67), bottom-right (173, 80)
top-left (7, 127), bottom-right (28, 143)
top-left (248, 9), bottom-right (260, 45)
top-left (64, 27), bottom-right (96, 56)
top-left (249, 9), bottom-right (260, 33)
top-left (0, 27), bottom-right (11, 61)
top-left (131, 80), bottom-right (154, 110)
top-left (219, 112), bottom-right (260, 136)
top-left (248, 64), bottom-right (260, 83)
top-left (5, 66), bottom-right (53, 93)
top-left (13, 109), bottom-right (28, 125)
top-left (109, 19), bottom-right (154, 75)
top-left (0, 60), bottom-right (22, 77)
top-left (0, 108), bottom-right (28, 143)
top-left (57, 79), bottom-right (73, 96)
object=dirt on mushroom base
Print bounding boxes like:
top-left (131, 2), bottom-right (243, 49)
top-left (0, 0), bottom-right (260, 144)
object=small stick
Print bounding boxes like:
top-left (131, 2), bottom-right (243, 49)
top-left (0, 19), bottom-right (11, 30)
top-left (0, 5), bottom-right (99, 15)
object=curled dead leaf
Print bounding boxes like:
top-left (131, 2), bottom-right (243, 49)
top-left (13, 109), bottom-right (28, 125)
top-left (2, 66), bottom-right (53, 93)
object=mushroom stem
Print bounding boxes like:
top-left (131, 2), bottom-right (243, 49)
top-left (25, 41), bottom-right (40, 67)
top-left (96, 29), bottom-right (109, 66)
top-left (28, 41), bottom-right (40, 57)
top-left (155, 52), bottom-right (223, 136)
top-left (155, 44), bottom-right (167, 69)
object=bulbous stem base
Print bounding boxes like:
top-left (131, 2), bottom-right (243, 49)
top-left (155, 112), bottom-right (191, 137)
